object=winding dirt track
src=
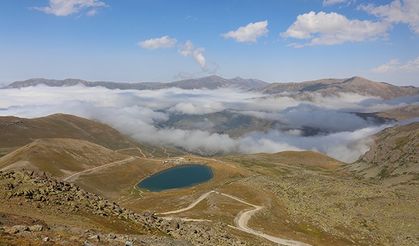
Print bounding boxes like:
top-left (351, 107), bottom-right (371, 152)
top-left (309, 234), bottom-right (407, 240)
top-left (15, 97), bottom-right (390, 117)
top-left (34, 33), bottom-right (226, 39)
top-left (63, 156), bottom-right (136, 182)
top-left (160, 190), bottom-right (311, 246)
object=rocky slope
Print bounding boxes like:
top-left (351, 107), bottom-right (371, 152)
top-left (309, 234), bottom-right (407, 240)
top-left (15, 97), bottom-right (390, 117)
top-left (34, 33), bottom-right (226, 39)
top-left (0, 170), bottom-right (248, 245)
top-left (349, 123), bottom-right (419, 181)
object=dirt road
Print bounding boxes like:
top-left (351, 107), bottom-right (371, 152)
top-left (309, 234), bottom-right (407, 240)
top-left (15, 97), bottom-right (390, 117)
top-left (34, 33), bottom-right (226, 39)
top-left (160, 190), bottom-right (311, 246)
top-left (63, 156), bottom-right (136, 182)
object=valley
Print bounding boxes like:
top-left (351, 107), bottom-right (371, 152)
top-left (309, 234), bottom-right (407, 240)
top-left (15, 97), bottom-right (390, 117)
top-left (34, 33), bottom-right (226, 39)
top-left (0, 77), bottom-right (418, 245)
top-left (2, 1), bottom-right (419, 244)
top-left (0, 115), bottom-right (417, 245)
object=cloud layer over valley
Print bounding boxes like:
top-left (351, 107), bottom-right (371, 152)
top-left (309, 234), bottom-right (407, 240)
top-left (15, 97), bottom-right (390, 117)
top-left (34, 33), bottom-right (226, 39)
top-left (1, 85), bottom-right (416, 163)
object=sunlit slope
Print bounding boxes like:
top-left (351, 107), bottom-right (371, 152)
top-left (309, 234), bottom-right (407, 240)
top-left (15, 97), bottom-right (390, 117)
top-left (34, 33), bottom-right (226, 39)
top-left (0, 138), bottom-right (130, 178)
top-left (262, 76), bottom-right (419, 99)
top-left (0, 113), bottom-right (137, 150)
top-left (349, 123), bottom-right (419, 181)
top-left (0, 113), bottom-right (185, 158)
top-left (224, 151), bottom-right (343, 170)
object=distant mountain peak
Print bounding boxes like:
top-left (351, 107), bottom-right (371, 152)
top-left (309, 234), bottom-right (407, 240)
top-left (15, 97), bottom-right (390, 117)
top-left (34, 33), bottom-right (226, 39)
top-left (261, 76), bottom-right (419, 99)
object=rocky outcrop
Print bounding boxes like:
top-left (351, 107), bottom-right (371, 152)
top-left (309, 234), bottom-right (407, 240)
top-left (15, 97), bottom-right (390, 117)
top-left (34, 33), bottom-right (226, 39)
top-left (350, 123), bottom-right (419, 180)
top-left (0, 170), bottom-right (247, 246)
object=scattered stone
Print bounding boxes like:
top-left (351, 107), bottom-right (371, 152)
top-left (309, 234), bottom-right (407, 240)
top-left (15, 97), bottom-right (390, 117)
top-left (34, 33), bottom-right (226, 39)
top-left (83, 240), bottom-right (92, 246)
top-left (0, 170), bottom-right (248, 246)
top-left (4, 225), bottom-right (29, 234)
top-left (89, 234), bottom-right (100, 242)
top-left (29, 224), bottom-right (43, 232)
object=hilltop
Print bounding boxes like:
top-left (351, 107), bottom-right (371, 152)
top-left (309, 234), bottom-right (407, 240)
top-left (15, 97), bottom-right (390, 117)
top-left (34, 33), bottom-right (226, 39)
top-left (0, 138), bottom-right (130, 178)
top-left (0, 114), bottom-right (185, 159)
top-left (0, 114), bottom-right (136, 150)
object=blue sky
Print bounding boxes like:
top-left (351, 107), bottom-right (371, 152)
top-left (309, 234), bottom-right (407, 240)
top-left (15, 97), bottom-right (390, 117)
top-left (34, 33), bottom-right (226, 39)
top-left (0, 0), bottom-right (418, 85)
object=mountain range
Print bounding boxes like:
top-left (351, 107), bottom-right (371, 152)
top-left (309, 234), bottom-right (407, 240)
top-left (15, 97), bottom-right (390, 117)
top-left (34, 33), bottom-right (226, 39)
top-left (4, 75), bottom-right (419, 99)
top-left (3, 75), bottom-right (268, 91)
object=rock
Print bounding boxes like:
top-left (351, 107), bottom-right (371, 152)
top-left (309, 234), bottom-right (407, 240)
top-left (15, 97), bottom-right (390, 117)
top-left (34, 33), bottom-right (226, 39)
top-left (4, 225), bottom-right (29, 234)
top-left (125, 240), bottom-right (133, 246)
top-left (43, 237), bottom-right (50, 242)
top-left (29, 224), bottom-right (43, 232)
top-left (83, 241), bottom-right (92, 246)
top-left (89, 234), bottom-right (100, 242)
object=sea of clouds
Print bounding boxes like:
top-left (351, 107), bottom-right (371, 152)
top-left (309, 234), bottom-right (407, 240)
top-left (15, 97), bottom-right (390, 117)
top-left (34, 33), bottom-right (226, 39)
top-left (1, 85), bottom-right (417, 162)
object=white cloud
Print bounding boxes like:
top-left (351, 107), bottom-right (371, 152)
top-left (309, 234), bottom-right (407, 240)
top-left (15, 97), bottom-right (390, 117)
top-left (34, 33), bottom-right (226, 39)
top-left (169, 102), bottom-right (224, 115)
top-left (282, 11), bottom-right (389, 46)
top-left (179, 41), bottom-right (206, 69)
top-left (372, 56), bottom-right (419, 73)
top-left (139, 36), bottom-right (177, 50)
top-left (323, 0), bottom-right (349, 6)
top-left (2, 85), bottom-right (413, 162)
top-left (34, 0), bottom-right (107, 16)
top-left (360, 0), bottom-right (419, 34)
top-left (223, 21), bottom-right (269, 43)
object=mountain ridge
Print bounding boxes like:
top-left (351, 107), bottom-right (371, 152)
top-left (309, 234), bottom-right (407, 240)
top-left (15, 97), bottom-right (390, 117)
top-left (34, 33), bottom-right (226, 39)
top-left (262, 76), bottom-right (419, 99)
top-left (4, 75), bottom-right (418, 99)
top-left (4, 75), bottom-right (269, 91)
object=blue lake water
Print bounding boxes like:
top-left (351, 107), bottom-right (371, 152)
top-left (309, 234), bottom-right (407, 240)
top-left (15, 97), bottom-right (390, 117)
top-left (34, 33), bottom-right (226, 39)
top-left (137, 164), bottom-right (213, 192)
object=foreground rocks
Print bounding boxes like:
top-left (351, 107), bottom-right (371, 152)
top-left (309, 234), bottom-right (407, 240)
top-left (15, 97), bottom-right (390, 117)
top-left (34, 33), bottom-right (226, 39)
top-left (0, 170), bottom-right (248, 246)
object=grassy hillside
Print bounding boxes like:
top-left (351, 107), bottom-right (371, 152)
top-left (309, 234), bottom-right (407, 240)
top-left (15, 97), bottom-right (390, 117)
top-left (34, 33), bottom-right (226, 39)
top-left (0, 138), bottom-right (129, 178)
top-left (0, 114), bottom-right (137, 150)
top-left (224, 151), bottom-right (342, 170)
top-left (0, 113), bottom-right (185, 158)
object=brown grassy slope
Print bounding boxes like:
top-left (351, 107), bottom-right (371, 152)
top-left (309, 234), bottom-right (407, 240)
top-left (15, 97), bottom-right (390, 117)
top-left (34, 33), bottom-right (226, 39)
top-left (0, 113), bottom-right (186, 158)
top-left (0, 114), bottom-right (137, 150)
top-left (0, 138), bottom-right (129, 178)
top-left (349, 123), bottom-right (419, 180)
top-left (225, 151), bottom-right (342, 170)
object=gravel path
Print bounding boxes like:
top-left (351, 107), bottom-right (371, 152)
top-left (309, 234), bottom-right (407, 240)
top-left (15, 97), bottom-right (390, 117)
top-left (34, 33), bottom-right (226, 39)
top-left (160, 190), bottom-right (311, 246)
top-left (63, 156), bottom-right (136, 182)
